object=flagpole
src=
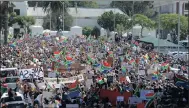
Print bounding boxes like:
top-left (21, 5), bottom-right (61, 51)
top-left (177, 1), bottom-right (180, 57)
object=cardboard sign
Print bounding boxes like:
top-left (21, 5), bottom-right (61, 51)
top-left (128, 97), bottom-right (143, 104)
top-left (19, 67), bottom-right (44, 79)
top-left (138, 70), bottom-right (146, 75)
top-left (48, 72), bottom-right (56, 78)
top-left (45, 74), bottom-right (84, 84)
top-left (117, 96), bottom-right (124, 102)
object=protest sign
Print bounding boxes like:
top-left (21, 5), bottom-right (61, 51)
top-left (128, 97), bottom-right (143, 104)
top-left (138, 69), bottom-right (146, 75)
top-left (48, 72), bottom-right (56, 78)
top-left (117, 96), bottom-right (124, 102)
top-left (44, 74), bottom-right (84, 84)
top-left (19, 67), bottom-right (44, 79)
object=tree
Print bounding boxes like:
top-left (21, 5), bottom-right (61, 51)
top-left (116, 24), bottom-right (125, 36)
top-left (133, 14), bottom-right (155, 37)
top-left (0, 1), bottom-right (9, 44)
top-left (111, 1), bottom-right (155, 18)
top-left (69, 1), bottom-right (98, 8)
top-left (159, 14), bottom-right (188, 40)
top-left (97, 11), bottom-right (130, 32)
top-left (42, 1), bottom-right (71, 30)
top-left (91, 26), bottom-right (100, 38)
top-left (42, 12), bottom-right (73, 31)
top-left (82, 27), bottom-right (92, 37)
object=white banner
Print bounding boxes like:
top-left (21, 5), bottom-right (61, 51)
top-left (44, 74), bottom-right (84, 84)
top-left (19, 67), bottom-right (44, 79)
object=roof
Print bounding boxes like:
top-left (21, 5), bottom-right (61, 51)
top-left (68, 8), bottom-right (125, 18)
top-left (137, 36), bottom-right (182, 47)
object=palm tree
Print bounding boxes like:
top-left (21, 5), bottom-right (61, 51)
top-left (0, 1), bottom-right (14, 45)
top-left (42, 1), bottom-right (69, 30)
top-left (0, 1), bottom-right (9, 45)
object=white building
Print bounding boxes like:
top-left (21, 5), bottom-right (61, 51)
top-left (153, 1), bottom-right (188, 16)
top-left (68, 7), bottom-right (125, 28)
top-left (12, 1), bottom-right (125, 29)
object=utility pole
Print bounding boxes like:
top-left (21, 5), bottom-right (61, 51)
top-left (49, 2), bottom-right (51, 30)
top-left (62, 2), bottom-right (65, 31)
top-left (177, 1), bottom-right (181, 57)
top-left (132, 1), bottom-right (134, 40)
top-left (158, 4), bottom-right (161, 53)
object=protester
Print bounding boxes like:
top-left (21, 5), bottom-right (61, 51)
top-left (0, 34), bottom-right (188, 108)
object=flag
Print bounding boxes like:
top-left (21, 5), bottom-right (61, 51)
top-left (145, 93), bottom-right (157, 108)
top-left (68, 90), bottom-right (80, 98)
top-left (10, 42), bottom-right (16, 48)
top-left (68, 80), bottom-right (79, 91)
top-left (1, 83), bottom-right (8, 93)
top-left (161, 63), bottom-right (169, 71)
top-left (97, 77), bottom-right (104, 85)
top-left (100, 60), bottom-right (112, 72)
top-left (54, 51), bottom-right (61, 58)
top-left (152, 71), bottom-right (160, 80)
top-left (145, 93), bottom-right (155, 99)
top-left (174, 74), bottom-right (188, 83)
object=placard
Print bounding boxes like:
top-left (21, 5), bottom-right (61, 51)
top-left (48, 72), bottom-right (56, 78)
top-left (128, 97), bottom-right (143, 104)
top-left (44, 74), bottom-right (84, 84)
top-left (117, 96), bottom-right (124, 102)
top-left (138, 69), bottom-right (145, 75)
top-left (19, 67), bottom-right (44, 79)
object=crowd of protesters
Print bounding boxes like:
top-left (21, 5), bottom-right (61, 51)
top-left (0, 32), bottom-right (188, 108)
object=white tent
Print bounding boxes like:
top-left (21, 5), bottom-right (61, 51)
top-left (70, 26), bottom-right (82, 37)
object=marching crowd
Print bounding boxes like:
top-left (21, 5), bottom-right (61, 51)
top-left (0, 33), bottom-right (188, 108)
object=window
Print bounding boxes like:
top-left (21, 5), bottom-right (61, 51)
top-left (185, 3), bottom-right (189, 10)
top-left (14, 9), bottom-right (20, 15)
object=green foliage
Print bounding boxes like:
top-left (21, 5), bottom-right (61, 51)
top-left (159, 14), bottom-right (188, 40)
top-left (133, 14), bottom-right (155, 36)
top-left (91, 26), bottom-right (100, 38)
top-left (111, 1), bottom-right (155, 17)
top-left (116, 24), bottom-right (125, 35)
top-left (97, 11), bottom-right (130, 31)
top-left (42, 12), bottom-right (73, 31)
top-left (8, 13), bottom-right (35, 28)
top-left (83, 27), bottom-right (93, 36)
top-left (133, 14), bottom-right (155, 29)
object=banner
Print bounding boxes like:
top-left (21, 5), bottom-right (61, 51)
top-left (100, 89), bottom-right (132, 105)
top-left (19, 67), bottom-right (44, 79)
top-left (44, 74), bottom-right (84, 84)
